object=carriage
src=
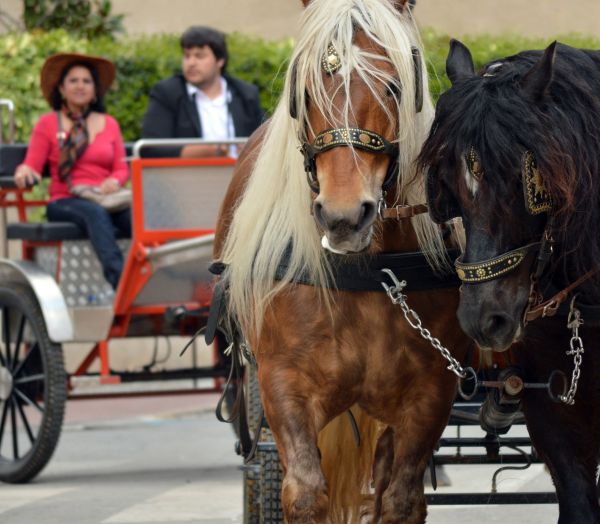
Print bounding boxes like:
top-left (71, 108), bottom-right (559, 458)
top-left (0, 100), bottom-right (246, 483)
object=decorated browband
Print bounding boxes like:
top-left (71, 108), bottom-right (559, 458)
top-left (454, 243), bottom-right (540, 284)
top-left (312, 128), bottom-right (394, 154)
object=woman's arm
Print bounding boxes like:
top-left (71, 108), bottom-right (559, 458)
top-left (103, 116), bottom-right (129, 192)
top-left (14, 116), bottom-right (52, 188)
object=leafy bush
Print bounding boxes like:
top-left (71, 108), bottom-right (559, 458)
top-left (420, 30), bottom-right (600, 101)
top-left (23, 0), bottom-right (124, 39)
top-left (0, 29), bottom-right (294, 143)
top-left (1, 28), bottom-right (600, 144)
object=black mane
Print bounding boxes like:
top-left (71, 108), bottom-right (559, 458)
top-left (419, 43), bottom-right (600, 297)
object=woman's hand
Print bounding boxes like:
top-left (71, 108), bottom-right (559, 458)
top-left (100, 177), bottom-right (120, 194)
top-left (14, 165), bottom-right (41, 189)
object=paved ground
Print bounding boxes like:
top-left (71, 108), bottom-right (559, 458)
top-left (0, 393), bottom-right (559, 523)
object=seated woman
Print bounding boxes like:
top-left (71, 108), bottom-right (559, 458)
top-left (14, 53), bottom-right (130, 290)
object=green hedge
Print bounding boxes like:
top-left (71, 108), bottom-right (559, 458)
top-left (0, 29), bottom-right (294, 142)
top-left (420, 29), bottom-right (600, 101)
top-left (1, 28), bottom-right (600, 143)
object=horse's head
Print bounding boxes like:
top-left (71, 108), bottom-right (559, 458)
top-left (419, 40), bottom-right (569, 351)
top-left (290, 0), bottom-right (427, 253)
top-left (221, 0), bottom-right (440, 336)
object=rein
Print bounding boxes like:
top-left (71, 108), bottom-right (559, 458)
top-left (524, 268), bottom-right (599, 323)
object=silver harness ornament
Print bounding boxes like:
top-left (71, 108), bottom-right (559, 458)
top-left (381, 268), bottom-right (586, 403)
top-left (560, 297), bottom-right (584, 405)
top-left (380, 268), bottom-right (467, 379)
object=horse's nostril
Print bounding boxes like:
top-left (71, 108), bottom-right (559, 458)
top-left (482, 313), bottom-right (513, 340)
top-left (313, 201), bottom-right (325, 228)
top-left (357, 201), bottom-right (376, 230)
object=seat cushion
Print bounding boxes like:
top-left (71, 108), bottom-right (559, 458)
top-left (7, 222), bottom-right (132, 242)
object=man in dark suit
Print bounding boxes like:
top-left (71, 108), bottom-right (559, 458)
top-left (141, 26), bottom-right (264, 157)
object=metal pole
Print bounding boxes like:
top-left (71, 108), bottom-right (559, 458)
top-left (132, 138), bottom-right (248, 158)
top-left (0, 99), bottom-right (15, 145)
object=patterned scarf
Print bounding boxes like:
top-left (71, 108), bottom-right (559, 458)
top-left (58, 109), bottom-right (90, 183)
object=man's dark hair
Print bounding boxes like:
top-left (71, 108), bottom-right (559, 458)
top-left (180, 26), bottom-right (228, 71)
top-left (50, 61), bottom-right (106, 112)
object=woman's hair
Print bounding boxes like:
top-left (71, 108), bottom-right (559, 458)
top-left (50, 61), bottom-right (106, 112)
top-left (180, 25), bottom-right (228, 71)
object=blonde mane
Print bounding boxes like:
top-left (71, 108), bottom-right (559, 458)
top-left (220, 0), bottom-right (443, 336)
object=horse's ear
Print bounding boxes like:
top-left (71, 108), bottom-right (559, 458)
top-left (446, 39), bottom-right (475, 85)
top-left (300, 0), bottom-right (311, 6)
top-left (520, 41), bottom-right (557, 102)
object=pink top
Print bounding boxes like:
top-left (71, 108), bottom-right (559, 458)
top-left (22, 112), bottom-right (129, 201)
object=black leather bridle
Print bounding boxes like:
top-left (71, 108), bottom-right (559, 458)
top-left (291, 46), bottom-right (424, 194)
top-left (300, 127), bottom-right (399, 194)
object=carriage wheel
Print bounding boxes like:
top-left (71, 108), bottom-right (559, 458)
top-left (0, 283), bottom-right (66, 483)
top-left (259, 441), bottom-right (284, 523)
top-left (243, 363), bottom-right (261, 523)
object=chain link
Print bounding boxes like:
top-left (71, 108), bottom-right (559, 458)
top-left (560, 299), bottom-right (584, 405)
top-left (380, 268), bottom-right (467, 379)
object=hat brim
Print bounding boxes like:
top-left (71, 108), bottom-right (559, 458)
top-left (40, 53), bottom-right (116, 105)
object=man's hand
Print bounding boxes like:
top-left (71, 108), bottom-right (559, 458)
top-left (14, 165), bottom-right (41, 189)
top-left (100, 177), bottom-right (120, 194)
top-left (180, 144), bottom-right (229, 158)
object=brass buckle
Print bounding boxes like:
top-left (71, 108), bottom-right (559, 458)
top-left (542, 300), bottom-right (560, 317)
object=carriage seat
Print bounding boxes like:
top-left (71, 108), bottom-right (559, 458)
top-left (7, 222), bottom-right (86, 241)
top-left (1, 142), bottom-right (134, 242)
top-left (0, 143), bottom-right (135, 176)
top-left (6, 222), bottom-right (131, 242)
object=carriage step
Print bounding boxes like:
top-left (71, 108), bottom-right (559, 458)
top-left (426, 492), bottom-right (557, 505)
top-left (438, 437), bottom-right (533, 448)
top-left (434, 454), bottom-right (542, 466)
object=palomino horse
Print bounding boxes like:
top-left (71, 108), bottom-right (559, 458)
top-left (420, 40), bottom-right (600, 523)
top-left (213, 1), bottom-right (470, 521)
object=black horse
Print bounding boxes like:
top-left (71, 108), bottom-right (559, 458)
top-left (419, 40), bottom-right (600, 523)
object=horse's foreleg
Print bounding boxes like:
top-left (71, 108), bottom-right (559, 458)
top-left (522, 392), bottom-right (600, 524)
top-left (380, 392), bottom-right (453, 524)
top-left (517, 324), bottom-right (600, 524)
top-left (372, 426), bottom-right (394, 522)
top-left (260, 368), bottom-right (329, 523)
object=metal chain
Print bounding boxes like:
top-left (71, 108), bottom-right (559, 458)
top-left (560, 298), bottom-right (584, 405)
top-left (380, 268), bottom-right (467, 379)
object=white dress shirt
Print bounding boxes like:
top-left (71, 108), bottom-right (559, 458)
top-left (186, 77), bottom-right (237, 157)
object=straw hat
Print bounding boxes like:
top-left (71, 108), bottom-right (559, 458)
top-left (40, 53), bottom-right (116, 105)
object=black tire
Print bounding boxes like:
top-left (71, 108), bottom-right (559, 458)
top-left (242, 363), bottom-right (263, 523)
top-left (0, 283), bottom-right (66, 483)
top-left (243, 462), bottom-right (261, 524)
top-left (259, 441), bottom-right (284, 523)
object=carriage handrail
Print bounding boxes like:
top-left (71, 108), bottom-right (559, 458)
top-left (0, 99), bottom-right (15, 145)
top-left (132, 138), bottom-right (248, 158)
top-left (145, 234), bottom-right (214, 261)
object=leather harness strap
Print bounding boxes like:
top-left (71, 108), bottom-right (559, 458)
top-left (380, 203), bottom-right (429, 220)
top-left (524, 268), bottom-right (599, 323)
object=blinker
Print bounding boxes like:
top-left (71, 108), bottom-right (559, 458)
top-left (523, 151), bottom-right (552, 215)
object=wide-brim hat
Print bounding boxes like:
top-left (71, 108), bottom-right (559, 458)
top-left (40, 53), bottom-right (116, 105)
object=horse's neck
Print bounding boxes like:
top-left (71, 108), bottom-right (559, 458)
top-left (376, 220), bottom-right (420, 253)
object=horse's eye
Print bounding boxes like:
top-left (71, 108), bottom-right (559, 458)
top-left (386, 82), bottom-right (401, 98)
